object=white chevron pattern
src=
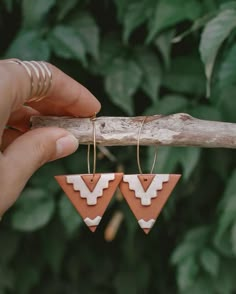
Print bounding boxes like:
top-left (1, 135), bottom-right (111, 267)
top-left (138, 219), bottom-right (155, 229)
top-left (66, 173), bottom-right (115, 205)
top-left (123, 174), bottom-right (169, 206)
top-left (84, 216), bottom-right (102, 226)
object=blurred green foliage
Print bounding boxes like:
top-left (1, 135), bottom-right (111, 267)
top-left (1, 0), bottom-right (236, 293)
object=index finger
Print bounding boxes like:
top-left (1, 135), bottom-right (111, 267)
top-left (0, 60), bottom-right (101, 118)
top-left (26, 63), bottom-right (101, 117)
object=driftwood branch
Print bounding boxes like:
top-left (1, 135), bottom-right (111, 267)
top-left (31, 113), bottom-right (236, 149)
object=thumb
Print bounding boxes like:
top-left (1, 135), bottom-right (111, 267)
top-left (0, 128), bottom-right (78, 214)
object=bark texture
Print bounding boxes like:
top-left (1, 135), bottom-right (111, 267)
top-left (31, 114), bottom-right (236, 148)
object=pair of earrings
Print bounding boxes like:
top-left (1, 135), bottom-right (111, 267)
top-left (55, 117), bottom-right (181, 234)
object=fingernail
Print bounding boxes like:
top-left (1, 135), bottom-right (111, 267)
top-left (55, 134), bottom-right (79, 158)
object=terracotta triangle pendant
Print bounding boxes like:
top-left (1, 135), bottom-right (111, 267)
top-left (55, 173), bottom-right (123, 232)
top-left (119, 174), bottom-right (181, 234)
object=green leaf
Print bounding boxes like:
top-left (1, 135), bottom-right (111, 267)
top-left (172, 226), bottom-right (211, 266)
top-left (177, 256), bottom-right (199, 291)
top-left (122, 0), bottom-right (153, 42)
top-left (122, 202), bottom-right (139, 243)
top-left (105, 58), bottom-right (142, 115)
top-left (172, 13), bottom-right (214, 44)
top-left (49, 25), bottom-right (86, 65)
top-left (218, 85), bottom-right (236, 122)
top-left (145, 95), bottom-right (188, 115)
top-left (163, 56), bottom-right (206, 95)
top-left (147, 0), bottom-right (201, 42)
top-left (154, 29), bottom-right (175, 69)
top-left (134, 48), bottom-right (162, 102)
top-left (214, 173), bottom-right (236, 256)
top-left (185, 226), bottom-right (210, 244)
top-left (5, 30), bottom-right (50, 60)
top-left (179, 147), bottom-right (201, 180)
top-left (207, 149), bottom-right (233, 181)
top-left (218, 169), bottom-right (236, 210)
top-left (189, 105), bottom-right (222, 121)
top-left (22, 0), bottom-right (56, 28)
top-left (200, 248), bottom-right (220, 276)
top-left (216, 209), bottom-right (236, 239)
top-left (159, 95), bottom-right (189, 114)
top-left (150, 146), bottom-right (200, 180)
top-left (56, 0), bottom-right (78, 21)
top-left (213, 259), bottom-right (236, 294)
top-left (149, 147), bottom-right (177, 174)
top-left (214, 220), bottom-right (235, 257)
top-left (113, 0), bottom-right (128, 21)
top-left (231, 221), bottom-right (236, 255)
top-left (218, 43), bottom-right (236, 90)
top-left (67, 12), bottom-right (100, 59)
top-left (182, 276), bottom-right (215, 294)
top-left (220, 1), bottom-right (236, 11)
top-left (59, 196), bottom-right (82, 237)
top-left (171, 242), bottom-right (199, 265)
top-left (95, 36), bottom-right (123, 74)
top-left (199, 8), bottom-right (236, 96)
top-left (11, 188), bottom-right (55, 231)
top-left (62, 149), bottom-right (88, 174)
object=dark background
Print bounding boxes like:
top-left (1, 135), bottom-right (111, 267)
top-left (0, 0), bottom-right (236, 293)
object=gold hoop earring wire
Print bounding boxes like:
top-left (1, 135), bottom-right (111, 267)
top-left (137, 116), bottom-right (158, 175)
top-left (87, 114), bottom-right (97, 178)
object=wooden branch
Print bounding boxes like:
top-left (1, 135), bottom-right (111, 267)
top-left (31, 113), bottom-right (236, 148)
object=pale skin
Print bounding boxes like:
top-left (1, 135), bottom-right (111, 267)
top-left (0, 59), bottom-right (101, 217)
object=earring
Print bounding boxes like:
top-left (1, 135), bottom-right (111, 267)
top-left (55, 115), bottom-right (123, 232)
top-left (119, 117), bottom-right (181, 234)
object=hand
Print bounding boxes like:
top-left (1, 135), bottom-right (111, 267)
top-left (0, 59), bottom-right (101, 217)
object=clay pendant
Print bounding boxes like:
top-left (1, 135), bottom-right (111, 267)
top-left (55, 173), bottom-right (123, 232)
top-left (119, 174), bottom-right (181, 234)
